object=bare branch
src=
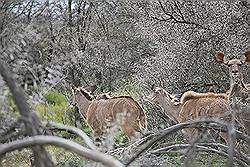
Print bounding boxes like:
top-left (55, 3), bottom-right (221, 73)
top-left (173, 0), bottom-right (185, 21)
top-left (0, 135), bottom-right (124, 167)
top-left (124, 118), bottom-right (250, 166)
top-left (151, 143), bottom-right (249, 166)
top-left (0, 129), bottom-right (25, 144)
top-left (154, 0), bottom-right (206, 29)
top-left (227, 104), bottom-right (237, 167)
top-left (0, 60), bottom-right (32, 130)
top-left (43, 121), bottom-right (98, 150)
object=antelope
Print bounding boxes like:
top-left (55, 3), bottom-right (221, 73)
top-left (147, 87), bottom-right (230, 142)
top-left (215, 51), bottom-right (250, 134)
top-left (71, 85), bottom-right (147, 141)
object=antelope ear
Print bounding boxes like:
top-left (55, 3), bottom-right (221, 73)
top-left (241, 51), bottom-right (250, 63)
top-left (85, 85), bottom-right (97, 93)
top-left (215, 52), bottom-right (227, 64)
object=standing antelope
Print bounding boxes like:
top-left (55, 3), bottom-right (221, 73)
top-left (148, 87), bottom-right (230, 142)
top-left (71, 85), bottom-right (147, 141)
top-left (215, 51), bottom-right (250, 134)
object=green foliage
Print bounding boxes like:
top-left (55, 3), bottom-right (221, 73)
top-left (57, 154), bottom-right (84, 167)
top-left (166, 152), bottom-right (227, 167)
top-left (36, 91), bottom-right (93, 139)
top-left (6, 95), bottom-right (18, 112)
top-left (45, 92), bottom-right (67, 105)
top-left (174, 135), bottom-right (185, 144)
top-left (114, 131), bottom-right (129, 147)
top-left (80, 125), bottom-right (92, 137)
top-left (185, 153), bottom-right (227, 167)
top-left (36, 103), bottom-right (73, 124)
top-left (36, 91), bottom-right (75, 126)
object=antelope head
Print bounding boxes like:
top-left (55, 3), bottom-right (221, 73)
top-left (147, 86), bottom-right (181, 123)
top-left (215, 51), bottom-right (250, 99)
top-left (215, 51), bottom-right (250, 86)
top-left (148, 87), bottom-right (180, 105)
top-left (71, 85), bottom-right (97, 119)
top-left (71, 85), bottom-right (96, 106)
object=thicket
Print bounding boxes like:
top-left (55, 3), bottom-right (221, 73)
top-left (0, 0), bottom-right (249, 166)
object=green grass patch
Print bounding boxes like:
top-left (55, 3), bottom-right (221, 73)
top-left (114, 131), bottom-right (129, 147)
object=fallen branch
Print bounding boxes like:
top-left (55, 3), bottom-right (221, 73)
top-left (0, 135), bottom-right (124, 167)
top-left (124, 118), bottom-right (250, 166)
top-left (151, 143), bottom-right (249, 166)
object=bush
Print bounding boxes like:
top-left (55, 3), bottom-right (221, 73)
top-left (45, 91), bottom-right (67, 105)
top-left (36, 91), bottom-right (76, 135)
top-left (36, 103), bottom-right (74, 124)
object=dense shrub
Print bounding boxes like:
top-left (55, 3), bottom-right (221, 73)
top-left (45, 92), bottom-right (67, 105)
top-left (36, 91), bottom-right (93, 139)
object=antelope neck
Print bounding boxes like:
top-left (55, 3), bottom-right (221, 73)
top-left (76, 94), bottom-right (92, 119)
top-left (161, 96), bottom-right (180, 123)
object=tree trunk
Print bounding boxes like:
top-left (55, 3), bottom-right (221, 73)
top-left (0, 59), bottom-right (54, 167)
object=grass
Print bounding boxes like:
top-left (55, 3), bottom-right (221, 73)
top-left (1, 147), bottom-right (86, 167)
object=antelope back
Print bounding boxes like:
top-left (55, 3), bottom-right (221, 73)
top-left (178, 93), bottom-right (229, 123)
top-left (178, 91), bottom-right (230, 141)
top-left (86, 96), bottom-right (147, 139)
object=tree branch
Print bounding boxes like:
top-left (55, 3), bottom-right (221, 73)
top-left (154, 0), bottom-right (205, 29)
top-left (0, 59), bottom-right (54, 167)
top-left (43, 121), bottom-right (98, 150)
top-left (0, 135), bottom-right (124, 167)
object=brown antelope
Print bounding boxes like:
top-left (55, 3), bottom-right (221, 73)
top-left (148, 87), bottom-right (230, 142)
top-left (71, 85), bottom-right (147, 141)
top-left (215, 51), bottom-right (250, 134)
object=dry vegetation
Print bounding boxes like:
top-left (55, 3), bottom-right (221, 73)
top-left (0, 0), bottom-right (249, 167)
